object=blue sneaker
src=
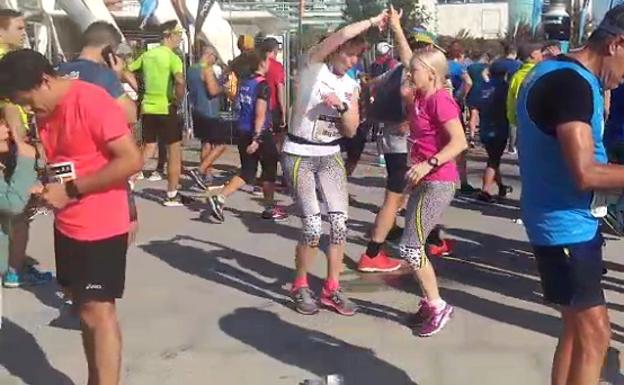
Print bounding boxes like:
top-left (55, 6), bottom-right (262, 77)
top-left (3, 266), bottom-right (53, 288)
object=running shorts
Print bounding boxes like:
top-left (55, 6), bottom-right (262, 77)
top-left (193, 114), bottom-right (228, 145)
top-left (384, 153), bottom-right (408, 194)
top-left (141, 107), bottom-right (182, 145)
top-left (55, 228), bottom-right (128, 303)
top-left (533, 231), bottom-right (605, 309)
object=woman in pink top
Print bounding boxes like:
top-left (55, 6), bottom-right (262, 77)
top-left (401, 49), bottom-right (468, 337)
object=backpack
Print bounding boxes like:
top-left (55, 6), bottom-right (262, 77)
top-left (368, 65), bottom-right (405, 123)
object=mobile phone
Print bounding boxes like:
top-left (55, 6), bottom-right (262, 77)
top-left (102, 45), bottom-right (118, 68)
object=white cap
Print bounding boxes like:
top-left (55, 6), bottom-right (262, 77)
top-left (376, 42), bottom-right (392, 55)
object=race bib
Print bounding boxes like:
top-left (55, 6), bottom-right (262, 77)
top-left (47, 161), bottom-right (76, 183)
top-left (312, 115), bottom-right (342, 142)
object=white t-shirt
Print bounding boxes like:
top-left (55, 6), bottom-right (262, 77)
top-left (283, 61), bottom-right (360, 157)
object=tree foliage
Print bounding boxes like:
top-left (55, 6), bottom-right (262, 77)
top-left (343, 0), bottom-right (432, 32)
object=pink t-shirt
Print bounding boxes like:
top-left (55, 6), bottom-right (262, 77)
top-left (409, 88), bottom-right (460, 182)
top-left (38, 81), bottom-right (130, 241)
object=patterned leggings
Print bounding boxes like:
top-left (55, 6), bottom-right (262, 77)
top-left (282, 152), bottom-right (349, 247)
top-left (400, 182), bottom-right (456, 269)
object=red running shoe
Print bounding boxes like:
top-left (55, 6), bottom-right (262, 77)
top-left (427, 239), bottom-right (453, 257)
top-left (357, 250), bottom-right (402, 273)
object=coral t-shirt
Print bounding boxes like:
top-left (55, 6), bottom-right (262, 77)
top-left (409, 89), bottom-right (460, 182)
top-left (266, 57), bottom-right (285, 111)
top-left (38, 81), bottom-right (130, 241)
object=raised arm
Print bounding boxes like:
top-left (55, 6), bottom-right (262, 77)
top-left (388, 6), bottom-right (412, 67)
top-left (308, 10), bottom-right (388, 64)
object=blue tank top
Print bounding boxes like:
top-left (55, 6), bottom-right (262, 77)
top-left (517, 59), bottom-right (607, 246)
top-left (237, 74), bottom-right (270, 133)
top-left (187, 63), bottom-right (220, 119)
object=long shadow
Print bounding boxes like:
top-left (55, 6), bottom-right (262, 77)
top-left (451, 196), bottom-right (521, 221)
top-left (140, 235), bottom-right (408, 324)
top-left (466, 151), bottom-right (519, 166)
top-left (0, 318), bottom-right (75, 384)
top-left (219, 307), bottom-right (418, 385)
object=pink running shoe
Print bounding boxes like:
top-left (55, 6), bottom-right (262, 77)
top-left (418, 303), bottom-right (454, 337)
top-left (406, 299), bottom-right (433, 328)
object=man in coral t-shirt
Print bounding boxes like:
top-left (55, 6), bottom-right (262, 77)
top-left (261, 37), bottom-right (287, 149)
top-left (0, 49), bottom-right (142, 385)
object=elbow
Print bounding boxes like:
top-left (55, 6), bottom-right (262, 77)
top-left (576, 173), bottom-right (594, 192)
top-left (129, 152), bottom-right (143, 175)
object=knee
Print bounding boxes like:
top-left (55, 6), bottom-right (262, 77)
top-left (400, 244), bottom-right (427, 270)
top-left (301, 214), bottom-right (322, 247)
top-left (577, 312), bottom-right (612, 356)
top-left (328, 212), bottom-right (348, 245)
top-left (79, 300), bottom-right (118, 330)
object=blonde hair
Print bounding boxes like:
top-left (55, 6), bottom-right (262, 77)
top-left (410, 49), bottom-right (449, 88)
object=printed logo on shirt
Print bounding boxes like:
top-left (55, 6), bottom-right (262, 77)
top-left (85, 283), bottom-right (103, 290)
top-left (62, 71), bottom-right (80, 80)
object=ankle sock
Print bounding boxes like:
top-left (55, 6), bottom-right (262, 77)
top-left (365, 241), bottom-right (383, 258)
top-left (323, 279), bottom-right (340, 293)
top-left (292, 276), bottom-right (308, 291)
top-left (429, 298), bottom-right (446, 311)
top-left (167, 190), bottom-right (178, 199)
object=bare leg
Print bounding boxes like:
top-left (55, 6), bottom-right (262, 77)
top-left (468, 108), bottom-right (479, 142)
top-left (8, 218), bottom-right (29, 272)
top-left (166, 141), bottom-right (182, 193)
top-left (370, 191), bottom-right (405, 243)
top-left (262, 181), bottom-right (275, 207)
top-left (481, 166), bottom-right (496, 194)
top-left (415, 260), bottom-right (441, 301)
top-left (552, 309), bottom-right (577, 385)
top-left (220, 176), bottom-right (247, 198)
top-left (326, 243), bottom-right (346, 282)
top-left (200, 144), bottom-right (226, 174)
top-left (141, 143), bottom-right (157, 172)
top-left (566, 305), bottom-right (611, 385)
top-left (79, 300), bottom-right (122, 385)
top-left (295, 243), bottom-right (318, 281)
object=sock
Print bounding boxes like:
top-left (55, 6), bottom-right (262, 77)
top-left (167, 190), bottom-right (178, 199)
top-left (429, 298), bottom-right (446, 311)
top-left (365, 241), bottom-right (383, 258)
top-left (217, 194), bottom-right (225, 203)
top-left (292, 276), bottom-right (308, 291)
top-left (323, 278), bottom-right (340, 294)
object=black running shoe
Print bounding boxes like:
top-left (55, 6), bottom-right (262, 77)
top-left (208, 195), bottom-right (225, 222)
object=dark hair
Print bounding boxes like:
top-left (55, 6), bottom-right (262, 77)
top-left (261, 37), bottom-right (280, 53)
top-left (588, 4), bottom-right (624, 51)
top-left (82, 21), bottom-right (122, 48)
top-left (195, 40), bottom-right (216, 61)
top-left (160, 20), bottom-right (179, 38)
top-left (248, 49), bottom-right (269, 72)
top-left (500, 41), bottom-right (516, 56)
top-left (0, 8), bottom-right (22, 30)
top-left (0, 49), bottom-right (56, 98)
top-left (447, 40), bottom-right (463, 60)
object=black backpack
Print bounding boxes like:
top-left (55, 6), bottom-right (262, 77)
top-left (369, 65), bottom-right (405, 123)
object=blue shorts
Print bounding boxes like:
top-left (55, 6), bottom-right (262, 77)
top-left (533, 231), bottom-right (605, 309)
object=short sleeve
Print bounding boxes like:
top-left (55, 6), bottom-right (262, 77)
top-left (127, 55), bottom-right (143, 72)
top-left (103, 70), bottom-right (125, 99)
top-left (256, 81), bottom-right (270, 101)
top-left (432, 91), bottom-right (460, 124)
top-left (276, 62), bottom-right (285, 84)
top-left (527, 69), bottom-right (593, 136)
top-left (170, 52), bottom-right (183, 76)
top-left (83, 87), bottom-right (129, 145)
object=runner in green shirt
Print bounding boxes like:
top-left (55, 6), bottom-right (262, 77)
top-left (128, 20), bottom-right (186, 207)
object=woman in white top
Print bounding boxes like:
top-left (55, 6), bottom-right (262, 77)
top-left (282, 10), bottom-right (388, 316)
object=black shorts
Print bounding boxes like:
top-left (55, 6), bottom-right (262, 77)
top-left (271, 109), bottom-right (287, 134)
top-left (55, 228), bottom-right (128, 303)
top-left (484, 137), bottom-right (508, 168)
top-left (193, 114), bottom-right (227, 145)
top-left (237, 130), bottom-right (279, 184)
top-left (141, 110), bottom-right (182, 145)
top-left (533, 231), bottom-right (605, 309)
top-left (384, 153), bottom-right (408, 193)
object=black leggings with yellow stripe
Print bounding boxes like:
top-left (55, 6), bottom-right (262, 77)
top-left (400, 181), bottom-right (456, 269)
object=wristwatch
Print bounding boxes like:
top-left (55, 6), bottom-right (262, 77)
top-left (65, 180), bottom-right (83, 200)
top-left (427, 156), bottom-right (440, 168)
top-left (336, 102), bottom-right (349, 115)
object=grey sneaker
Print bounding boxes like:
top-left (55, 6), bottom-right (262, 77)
top-left (320, 288), bottom-right (358, 316)
top-left (292, 287), bottom-right (319, 315)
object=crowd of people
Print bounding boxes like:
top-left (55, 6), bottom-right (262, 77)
top-left (0, 3), bottom-right (624, 385)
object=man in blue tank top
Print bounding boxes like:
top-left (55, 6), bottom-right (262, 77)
top-left (517, 6), bottom-right (624, 384)
top-left (187, 44), bottom-right (226, 190)
top-left (205, 50), bottom-right (286, 222)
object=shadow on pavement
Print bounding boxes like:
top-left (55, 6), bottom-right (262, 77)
top-left (0, 318), bottom-right (75, 384)
top-left (140, 235), bottom-right (408, 325)
top-left (219, 307), bottom-right (418, 385)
